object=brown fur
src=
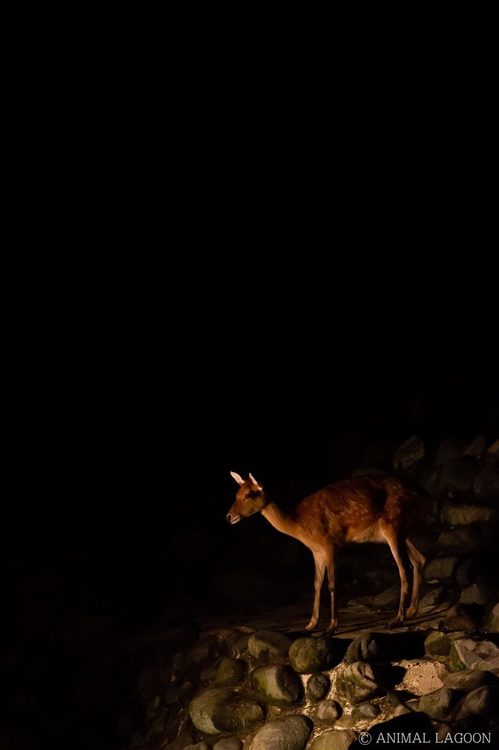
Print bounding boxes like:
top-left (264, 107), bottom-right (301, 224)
top-left (227, 474), bottom-right (427, 631)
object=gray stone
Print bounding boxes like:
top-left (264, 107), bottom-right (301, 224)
top-left (316, 699), bottom-right (342, 722)
top-left (344, 634), bottom-right (378, 663)
top-left (214, 740), bottom-right (243, 750)
top-left (441, 503), bottom-right (498, 525)
top-left (186, 638), bottom-right (220, 668)
top-left (249, 715), bottom-right (312, 750)
top-left (307, 673), bottom-right (331, 701)
top-left (424, 631), bottom-right (451, 657)
top-left (374, 584), bottom-right (400, 610)
top-left (460, 583), bottom-right (492, 606)
top-left (418, 687), bottom-right (454, 719)
top-left (486, 602), bottom-right (499, 632)
top-left (465, 435), bottom-right (487, 457)
top-left (308, 728), bottom-right (357, 750)
top-left (335, 661), bottom-right (379, 704)
top-left (451, 639), bottom-right (499, 671)
top-left (247, 630), bottom-right (291, 662)
top-left (438, 527), bottom-right (486, 554)
top-left (440, 456), bottom-right (479, 493)
top-left (453, 686), bottom-right (492, 720)
top-left (223, 632), bottom-right (249, 658)
top-left (251, 664), bottom-right (302, 705)
top-left (435, 439), bottom-right (466, 466)
top-left (445, 607), bottom-right (479, 631)
top-left (424, 557), bottom-right (459, 581)
top-left (443, 670), bottom-right (498, 690)
top-left (351, 702), bottom-right (380, 720)
top-left (419, 586), bottom-right (446, 610)
top-left (474, 460), bottom-right (499, 500)
top-left (393, 435), bottom-right (425, 471)
top-left (189, 689), bottom-right (263, 735)
top-left (289, 637), bottom-right (330, 673)
top-left (214, 657), bottom-right (246, 687)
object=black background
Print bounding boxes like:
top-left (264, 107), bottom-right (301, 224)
top-left (11, 3), bottom-right (499, 635)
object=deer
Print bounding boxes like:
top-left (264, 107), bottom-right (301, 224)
top-left (226, 472), bottom-right (427, 632)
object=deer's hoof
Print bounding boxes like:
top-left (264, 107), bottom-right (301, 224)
top-left (406, 605), bottom-right (418, 618)
top-left (304, 620), bottom-right (318, 632)
top-left (326, 620), bottom-right (338, 633)
top-left (388, 616), bottom-right (404, 628)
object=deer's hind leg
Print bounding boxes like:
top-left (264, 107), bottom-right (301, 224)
top-left (380, 522), bottom-right (411, 627)
top-left (305, 552), bottom-right (326, 631)
top-left (405, 538), bottom-right (426, 618)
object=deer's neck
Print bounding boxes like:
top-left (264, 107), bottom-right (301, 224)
top-left (261, 502), bottom-right (305, 543)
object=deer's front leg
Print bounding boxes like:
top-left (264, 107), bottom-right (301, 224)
top-left (326, 546), bottom-right (337, 632)
top-left (305, 553), bottom-right (326, 631)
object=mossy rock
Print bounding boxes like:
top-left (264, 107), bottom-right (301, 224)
top-left (289, 637), bottom-right (330, 673)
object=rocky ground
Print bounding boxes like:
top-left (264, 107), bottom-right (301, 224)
top-left (128, 436), bottom-right (499, 749)
top-left (3, 435), bottom-right (498, 749)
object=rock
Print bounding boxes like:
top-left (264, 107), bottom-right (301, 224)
top-left (308, 729), bottom-right (357, 750)
top-left (335, 661), bottom-right (379, 704)
top-left (307, 673), bottom-right (331, 701)
top-left (445, 606), bottom-right (480, 631)
top-left (393, 435), bottom-right (425, 471)
top-left (465, 435), bottom-right (487, 457)
top-left (373, 584), bottom-right (400, 610)
top-left (424, 557), bottom-right (459, 581)
top-left (438, 527), bottom-right (487, 554)
top-left (247, 630), bottom-right (291, 662)
top-left (418, 463), bottom-right (442, 495)
top-left (189, 689), bottom-right (264, 735)
top-left (474, 459), bottom-right (499, 500)
top-left (316, 699), bottom-right (342, 722)
top-left (488, 439), bottom-right (499, 455)
top-left (440, 456), bottom-right (479, 493)
top-left (351, 702), bottom-right (380, 720)
top-left (343, 634), bottom-right (378, 663)
top-left (453, 686), bottom-right (492, 720)
top-left (443, 669), bottom-right (499, 690)
top-left (214, 657), bottom-right (246, 687)
top-left (419, 586), bottom-right (446, 610)
top-left (186, 638), bottom-right (220, 669)
top-left (184, 743), bottom-right (211, 750)
top-left (251, 664), bottom-right (302, 705)
top-left (460, 583), bottom-right (492, 606)
top-left (249, 715), bottom-right (312, 750)
top-left (424, 631), bottom-right (451, 657)
top-left (441, 503), bottom-right (498, 525)
top-left (398, 659), bottom-right (445, 695)
top-left (214, 740), bottom-right (243, 750)
top-left (418, 687), bottom-right (454, 719)
top-left (289, 637), bottom-right (330, 673)
top-left (486, 602), bottom-right (499, 632)
top-left (435, 439), bottom-right (466, 466)
top-left (451, 639), bottom-right (499, 671)
top-left (224, 632), bottom-right (250, 658)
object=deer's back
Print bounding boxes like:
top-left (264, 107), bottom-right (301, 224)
top-left (293, 475), bottom-right (426, 545)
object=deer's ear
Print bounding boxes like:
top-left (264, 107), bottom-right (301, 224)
top-left (230, 471), bottom-right (245, 486)
top-left (249, 472), bottom-right (263, 490)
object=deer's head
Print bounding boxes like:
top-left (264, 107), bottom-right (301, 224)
top-left (226, 471), bottom-right (267, 524)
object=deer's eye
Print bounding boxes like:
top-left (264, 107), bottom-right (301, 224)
top-left (244, 493), bottom-right (251, 500)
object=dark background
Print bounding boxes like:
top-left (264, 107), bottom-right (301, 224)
top-left (5, 4), bottom-right (499, 746)
top-left (16, 3), bottom-right (499, 621)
